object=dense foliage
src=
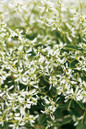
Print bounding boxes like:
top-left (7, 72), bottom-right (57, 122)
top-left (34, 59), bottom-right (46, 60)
top-left (0, 0), bottom-right (86, 129)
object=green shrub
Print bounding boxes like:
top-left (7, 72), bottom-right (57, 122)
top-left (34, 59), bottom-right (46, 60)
top-left (0, 0), bottom-right (86, 129)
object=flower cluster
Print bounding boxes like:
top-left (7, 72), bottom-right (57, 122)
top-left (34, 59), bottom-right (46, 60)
top-left (0, 0), bottom-right (86, 129)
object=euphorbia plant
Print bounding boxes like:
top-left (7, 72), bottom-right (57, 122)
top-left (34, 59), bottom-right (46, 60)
top-left (0, 0), bottom-right (86, 129)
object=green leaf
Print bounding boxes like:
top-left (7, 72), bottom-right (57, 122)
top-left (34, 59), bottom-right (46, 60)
top-left (63, 44), bottom-right (83, 51)
top-left (69, 60), bottom-right (78, 68)
top-left (0, 96), bottom-right (4, 102)
top-left (76, 124), bottom-right (86, 129)
top-left (6, 42), bottom-right (15, 48)
top-left (61, 116), bottom-right (72, 125)
top-left (38, 114), bottom-right (47, 125)
top-left (77, 102), bottom-right (86, 110)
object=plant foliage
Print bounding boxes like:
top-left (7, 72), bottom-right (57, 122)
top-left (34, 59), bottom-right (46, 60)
top-left (0, 0), bottom-right (86, 129)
